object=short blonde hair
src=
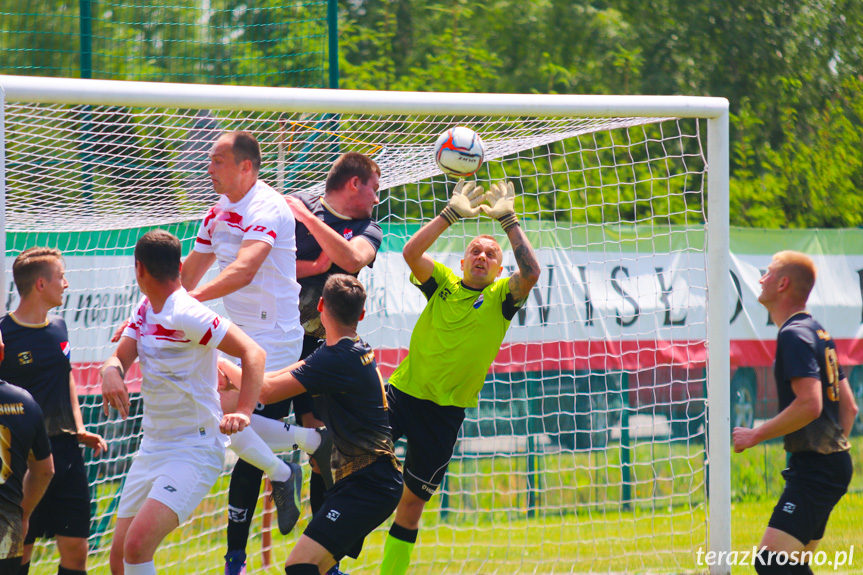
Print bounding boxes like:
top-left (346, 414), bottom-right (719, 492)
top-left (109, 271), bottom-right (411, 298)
top-left (773, 250), bottom-right (817, 303)
top-left (12, 247), bottom-right (63, 296)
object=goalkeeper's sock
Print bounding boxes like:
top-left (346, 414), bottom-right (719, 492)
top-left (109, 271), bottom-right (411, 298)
top-left (380, 523), bottom-right (418, 575)
top-left (251, 414), bottom-right (321, 454)
top-left (229, 427), bottom-right (292, 482)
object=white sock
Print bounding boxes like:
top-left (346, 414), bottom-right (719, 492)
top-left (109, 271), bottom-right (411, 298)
top-left (124, 560), bottom-right (157, 575)
top-left (251, 414), bottom-right (322, 454)
top-left (229, 427), bottom-right (293, 482)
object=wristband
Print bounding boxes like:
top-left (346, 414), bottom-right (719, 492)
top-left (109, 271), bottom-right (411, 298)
top-left (497, 213), bottom-right (519, 231)
top-left (440, 205), bottom-right (460, 225)
top-left (99, 357), bottom-right (125, 379)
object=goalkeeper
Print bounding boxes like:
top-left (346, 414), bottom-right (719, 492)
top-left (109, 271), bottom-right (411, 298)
top-left (380, 180), bottom-right (541, 575)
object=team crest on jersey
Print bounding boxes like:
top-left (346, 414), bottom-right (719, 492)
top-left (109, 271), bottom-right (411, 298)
top-left (61, 341), bottom-right (71, 358)
top-left (473, 294), bottom-right (484, 309)
top-left (17, 351), bottom-right (32, 365)
top-left (343, 229), bottom-right (354, 241)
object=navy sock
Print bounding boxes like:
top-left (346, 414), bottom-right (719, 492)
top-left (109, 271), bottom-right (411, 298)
top-left (227, 458), bottom-right (264, 552)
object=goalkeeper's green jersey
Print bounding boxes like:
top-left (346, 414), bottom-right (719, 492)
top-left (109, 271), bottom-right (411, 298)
top-left (388, 260), bottom-right (523, 408)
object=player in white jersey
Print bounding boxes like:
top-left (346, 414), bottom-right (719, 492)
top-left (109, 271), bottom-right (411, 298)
top-left (179, 131), bottom-right (324, 573)
top-left (184, 131), bottom-right (303, 367)
top-left (101, 230), bottom-right (276, 575)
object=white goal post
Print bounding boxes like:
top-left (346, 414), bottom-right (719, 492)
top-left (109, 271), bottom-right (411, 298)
top-left (0, 75), bottom-right (730, 575)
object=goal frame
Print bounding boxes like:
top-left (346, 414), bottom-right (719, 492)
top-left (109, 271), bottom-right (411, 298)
top-left (0, 74), bottom-right (731, 575)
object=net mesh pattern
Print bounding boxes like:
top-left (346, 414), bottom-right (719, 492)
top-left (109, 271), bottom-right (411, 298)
top-left (4, 101), bottom-right (710, 574)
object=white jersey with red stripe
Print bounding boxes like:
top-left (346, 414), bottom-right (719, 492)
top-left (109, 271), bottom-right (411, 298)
top-left (123, 289), bottom-right (231, 449)
top-left (193, 179), bottom-right (301, 334)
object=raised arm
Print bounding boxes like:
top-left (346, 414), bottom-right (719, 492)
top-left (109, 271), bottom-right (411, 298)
top-left (287, 195), bottom-right (377, 274)
top-left (216, 323), bottom-right (266, 434)
top-left (404, 180), bottom-right (486, 284)
top-left (505, 223), bottom-right (541, 302)
top-left (187, 239), bottom-right (271, 302)
top-left (296, 251), bottom-right (332, 279)
top-left (482, 181), bottom-right (541, 301)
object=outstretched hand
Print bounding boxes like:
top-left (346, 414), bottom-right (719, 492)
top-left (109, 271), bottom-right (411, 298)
top-left (481, 180), bottom-right (516, 219)
top-left (448, 180), bottom-right (486, 218)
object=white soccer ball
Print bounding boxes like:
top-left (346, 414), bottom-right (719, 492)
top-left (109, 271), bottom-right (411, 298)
top-left (434, 126), bottom-right (485, 177)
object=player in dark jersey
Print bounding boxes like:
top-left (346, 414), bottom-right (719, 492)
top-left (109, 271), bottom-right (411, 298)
top-left (0, 377), bottom-right (54, 575)
top-left (218, 274), bottom-right (402, 575)
top-left (223, 152), bottom-right (382, 575)
top-left (733, 250), bottom-right (859, 574)
top-left (0, 247), bottom-right (107, 575)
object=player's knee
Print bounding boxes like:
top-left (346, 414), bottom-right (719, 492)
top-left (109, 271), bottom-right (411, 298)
top-left (57, 537), bottom-right (89, 569)
top-left (123, 536), bottom-right (154, 565)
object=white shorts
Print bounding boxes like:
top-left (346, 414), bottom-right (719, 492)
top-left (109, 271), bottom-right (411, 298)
top-left (117, 440), bottom-right (225, 524)
top-left (238, 325), bottom-right (302, 371)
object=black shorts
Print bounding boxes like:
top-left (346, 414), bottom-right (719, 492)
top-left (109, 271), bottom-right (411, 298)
top-left (304, 456), bottom-right (403, 561)
top-left (253, 397), bottom-right (294, 420)
top-left (0, 556), bottom-right (22, 575)
top-left (386, 385), bottom-right (465, 502)
top-left (25, 434), bottom-right (91, 543)
top-left (768, 451), bottom-right (853, 544)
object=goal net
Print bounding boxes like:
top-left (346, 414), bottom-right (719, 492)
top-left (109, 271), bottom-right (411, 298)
top-left (0, 76), bottom-right (730, 574)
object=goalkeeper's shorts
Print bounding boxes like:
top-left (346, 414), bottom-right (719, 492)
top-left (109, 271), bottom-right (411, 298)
top-left (386, 385), bottom-right (465, 501)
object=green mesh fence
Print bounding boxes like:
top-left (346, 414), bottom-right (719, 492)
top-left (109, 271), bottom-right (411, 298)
top-left (0, 0), bottom-right (333, 87)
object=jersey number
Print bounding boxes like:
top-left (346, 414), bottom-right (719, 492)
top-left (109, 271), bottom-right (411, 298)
top-left (825, 347), bottom-right (840, 402)
top-left (0, 424), bottom-right (12, 485)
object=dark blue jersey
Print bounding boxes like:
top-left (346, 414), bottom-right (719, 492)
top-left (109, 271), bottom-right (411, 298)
top-left (291, 336), bottom-right (398, 483)
top-left (775, 312), bottom-right (848, 454)
top-left (0, 315), bottom-right (75, 437)
top-left (0, 381), bottom-right (51, 533)
top-left (294, 191), bottom-right (382, 338)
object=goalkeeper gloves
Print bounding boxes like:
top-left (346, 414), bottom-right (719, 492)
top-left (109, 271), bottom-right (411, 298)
top-left (482, 180), bottom-right (519, 231)
top-left (440, 180), bottom-right (486, 225)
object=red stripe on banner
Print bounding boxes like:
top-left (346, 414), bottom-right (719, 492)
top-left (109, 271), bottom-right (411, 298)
top-left (72, 339), bottom-right (863, 394)
top-left (373, 338), bottom-right (863, 378)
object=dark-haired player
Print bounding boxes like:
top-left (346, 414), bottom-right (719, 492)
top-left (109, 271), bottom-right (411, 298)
top-left (0, 351), bottom-right (55, 575)
top-left (101, 229), bottom-right (268, 575)
top-left (380, 180), bottom-right (541, 575)
top-left (733, 250), bottom-right (859, 574)
top-left (219, 274), bottom-right (403, 575)
top-left (0, 247), bottom-right (107, 575)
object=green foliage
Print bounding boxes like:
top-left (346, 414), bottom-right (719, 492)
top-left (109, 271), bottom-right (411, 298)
top-left (0, 0), bottom-right (330, 86)
top-left (338, 0), bottom-right (863, 229)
